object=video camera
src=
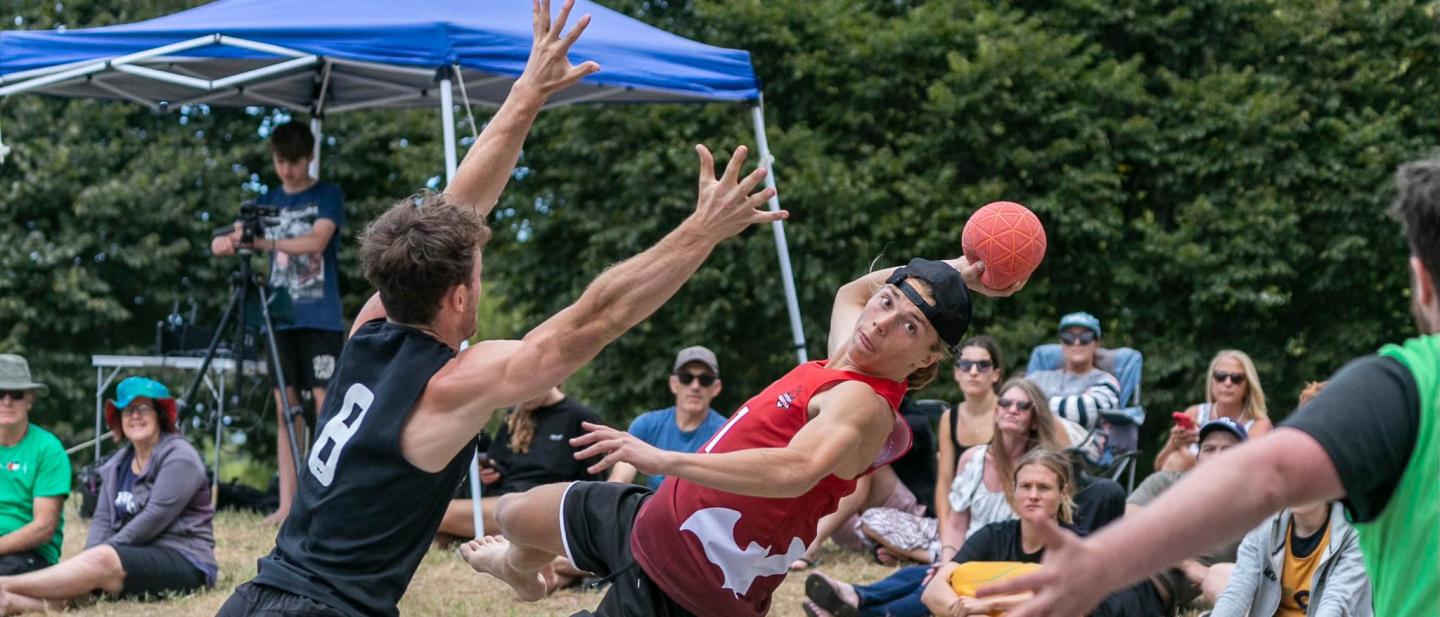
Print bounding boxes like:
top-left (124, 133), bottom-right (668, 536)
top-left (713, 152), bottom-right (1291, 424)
top-left (237, 200), bottom-right (281, 246)
top-left (212, 200), bottom-right (281, 249)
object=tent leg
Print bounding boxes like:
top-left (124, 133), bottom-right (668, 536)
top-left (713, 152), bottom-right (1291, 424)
top-left (440, 77), bottom-right (458, 185)
top-left (751, 102), bottom-right (808, 364)
top-left (469, 452), bottom-right (484, 537)
top-left (308, 116), bottom-right (323, 179)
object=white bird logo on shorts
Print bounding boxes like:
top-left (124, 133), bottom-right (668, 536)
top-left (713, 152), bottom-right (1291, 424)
top-left (679, 507), bottom-right (806, 597)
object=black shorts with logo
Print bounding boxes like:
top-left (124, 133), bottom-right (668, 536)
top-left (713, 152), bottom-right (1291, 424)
top-left (561, 481), bottom-right (693, 617)
top-left (271, 328), bottom-right (343, 393)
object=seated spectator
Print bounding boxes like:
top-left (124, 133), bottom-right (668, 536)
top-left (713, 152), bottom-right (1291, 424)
top-left (1211, 379), bottom-right (1370, 617)
top-left (607, 346), bottom-right (727, 488)
top-left (1212, 500), bottom-right (1371, 617)
top-left (858, 378), bottom-right (1065, 564)
top-left (801, 449), bottom-right (1077, 617)
top-left (1026, 312), bottom-right (1122, 430)
top-left (789, 395), bottom-right (938, 570)
top-left (0, 355), bottom-right (69, 576)
top-left (438, 387), bottom-right (600, 540)
top-left (1155, 349), bottom-right (1273, 471)
top-left (933, 338), bottom-right (1003, 538)
top-left (0, 376), bottom-right (216, 612)
top-left (1128, 416), bottom-right (1250, 609)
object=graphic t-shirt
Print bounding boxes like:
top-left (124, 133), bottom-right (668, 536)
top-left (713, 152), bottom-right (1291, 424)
top-left (626, 406), bottom-right (727, 490)
top-left (112, 451), bottom-right (139, 528)
top-left (0, 424), bottom-right (70, 564)
top-left (257, 181), bottom-right (345, 332)
top-left (1277, 517), bottom-right (1330, 617)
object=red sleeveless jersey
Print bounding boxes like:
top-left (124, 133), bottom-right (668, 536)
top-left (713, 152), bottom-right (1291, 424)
top-left (630, 361), bottom-right (910, 617)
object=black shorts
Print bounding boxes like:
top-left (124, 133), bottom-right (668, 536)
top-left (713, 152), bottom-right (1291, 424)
top-left (271, 328), bottom-right (343, 393)
top-left (0, 550), bottom-right (47, 576)
top-left (560, 481), bottom-right (693, 617)
top-left (112, 544), bottom-right (206, 598)
top-left (216, 582), bottom-right (347, 617)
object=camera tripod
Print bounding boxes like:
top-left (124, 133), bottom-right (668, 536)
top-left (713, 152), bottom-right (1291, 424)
top-left (179, 236), bottom-right (306, 490)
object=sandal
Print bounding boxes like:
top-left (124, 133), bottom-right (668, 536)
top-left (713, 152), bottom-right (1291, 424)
top-left (804, 573), bottom-right (860, 617)
top-left (789, 556), bottom-right (819, 571)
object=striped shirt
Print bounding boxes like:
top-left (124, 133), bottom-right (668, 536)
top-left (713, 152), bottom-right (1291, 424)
top-left (1027, 368), bottom-right (1122, 429)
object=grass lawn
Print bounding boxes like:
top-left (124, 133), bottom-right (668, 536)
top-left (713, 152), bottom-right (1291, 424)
top-left (56, 503), bottom-right (1208, 616)
top-left (54, 504), bottom-right (893, 616)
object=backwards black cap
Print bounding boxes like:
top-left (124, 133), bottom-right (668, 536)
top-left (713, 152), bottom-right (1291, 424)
top-left (885, 258), bottom-right (973, 349)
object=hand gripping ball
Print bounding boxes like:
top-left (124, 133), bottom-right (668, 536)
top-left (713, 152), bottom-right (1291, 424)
top-left (961, 201), bottom-right (1046, 290)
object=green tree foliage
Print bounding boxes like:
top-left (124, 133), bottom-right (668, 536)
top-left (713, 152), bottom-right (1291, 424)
top-left (2, 0), bottom-right (1437, 478)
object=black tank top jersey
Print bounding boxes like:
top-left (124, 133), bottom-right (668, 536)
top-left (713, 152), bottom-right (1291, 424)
top-left (253, 319), bottom-right (475, 617)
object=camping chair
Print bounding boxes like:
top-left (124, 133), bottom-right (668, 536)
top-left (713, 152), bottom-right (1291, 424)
top-left (1025, 344), bottom-right (1145, 492)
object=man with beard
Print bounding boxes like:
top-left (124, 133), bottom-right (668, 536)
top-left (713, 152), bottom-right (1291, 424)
top-left (983, 158), bottom-right (1440, 617)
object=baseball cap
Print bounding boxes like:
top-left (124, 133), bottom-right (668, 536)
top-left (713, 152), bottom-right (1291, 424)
top-left (885, 258), bottom-right (973, 349)
top-left (673, 346), bottom-right (719, 376)
top-left (1058, 311), bottom-right (1102, 337)
top-left (1199, 417), bottom-right (1249, 444)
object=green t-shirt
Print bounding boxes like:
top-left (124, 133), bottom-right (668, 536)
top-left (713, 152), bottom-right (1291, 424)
top-left (1370, 336), bottom-right (1440, 617)
top-left (0, 424), bottom-right (70, 564)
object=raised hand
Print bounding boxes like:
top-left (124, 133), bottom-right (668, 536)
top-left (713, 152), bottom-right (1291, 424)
top-left (684, 144), bottom-right (785, 242)
top-left (945, 257), bottom-right (1027, 297)
top-left (571, 422), bottom-right (670, 476)
top-left (515, 0), bottom-right (601, 98)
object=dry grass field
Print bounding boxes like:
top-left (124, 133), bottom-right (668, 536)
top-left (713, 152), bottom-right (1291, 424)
top-left (53, 503), bottom-right (1207, 616)
top-left (52, 503), bottom-right (896, 616)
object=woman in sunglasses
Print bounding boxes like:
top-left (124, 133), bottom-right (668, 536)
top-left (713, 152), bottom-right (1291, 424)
top-left (1155, 350), bottom-right (1272, 471)
top-left (0, 376), bottom-right (216, 613)
top-left (816, 377), bottom-right (1063, 573)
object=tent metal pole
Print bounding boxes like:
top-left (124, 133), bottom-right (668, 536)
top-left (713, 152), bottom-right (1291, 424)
top-left (446, 80), bottom-right (478, 536)
top-left (750, 99), bottom-right (808, 364)
top-left (309, 116), bottom-right (323, 179)
top-left (440, 77), bottom-right (458, 185)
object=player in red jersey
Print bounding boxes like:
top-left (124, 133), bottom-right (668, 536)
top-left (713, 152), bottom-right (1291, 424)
top-left (461, 257), bottom-right (1022, 616)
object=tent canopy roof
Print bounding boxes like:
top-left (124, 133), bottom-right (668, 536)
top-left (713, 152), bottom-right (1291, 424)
top-left (0, 0), bottom-right (759, 112)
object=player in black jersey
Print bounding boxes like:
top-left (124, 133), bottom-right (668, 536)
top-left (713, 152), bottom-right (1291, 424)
top-left (216, 1), bottom-right (786, 615)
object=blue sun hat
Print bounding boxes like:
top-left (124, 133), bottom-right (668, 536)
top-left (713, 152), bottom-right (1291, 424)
top-left (104, 376), bottom-right (178, 435)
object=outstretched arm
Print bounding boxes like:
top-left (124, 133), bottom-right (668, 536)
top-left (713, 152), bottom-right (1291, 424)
top-left (443, 0), bottom-right (600, 219)
top-left (437, 145), bottom-right (780, 418)
top-left (571, 380), bottom-right (893, 498)
top-left (979, 428), bottom-right (1344, 617)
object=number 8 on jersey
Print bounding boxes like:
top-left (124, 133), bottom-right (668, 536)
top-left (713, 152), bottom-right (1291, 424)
top-left (309, 383), bottom-right (375, 486)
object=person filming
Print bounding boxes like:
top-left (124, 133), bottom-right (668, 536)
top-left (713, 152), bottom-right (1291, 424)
top-left (210, 122), bottom-right (346, 525)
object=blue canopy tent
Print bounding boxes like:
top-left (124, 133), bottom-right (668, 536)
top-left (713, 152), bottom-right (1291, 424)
top-left (1, 0), bottom-right (807, 534)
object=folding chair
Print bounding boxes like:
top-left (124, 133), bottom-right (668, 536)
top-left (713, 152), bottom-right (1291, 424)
top-left (1025, 344), bottom-right (1146, 492)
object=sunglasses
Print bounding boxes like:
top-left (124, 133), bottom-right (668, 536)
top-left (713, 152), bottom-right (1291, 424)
top-left (957, 359), bottom-right (994, 373)
top-left (1059, 331), bottom-right (1097, 346)
top-left (1212, 371), bottom-right (1247, 385)
top-left (0, 390), bottom-right (29, 402)
top-left (675, 372), bottom-right (717, 387)
top-left (997, 398), bottom-right (1034, 411)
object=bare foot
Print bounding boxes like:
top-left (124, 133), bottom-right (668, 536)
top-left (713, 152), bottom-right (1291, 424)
top-left (458, 536), bottom-right (547, 602)
top-left (0, 589), bottom-right (50, 615)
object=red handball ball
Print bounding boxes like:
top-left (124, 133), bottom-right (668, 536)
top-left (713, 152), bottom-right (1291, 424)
top-left (961, 201), bottom-right (1046, 290)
